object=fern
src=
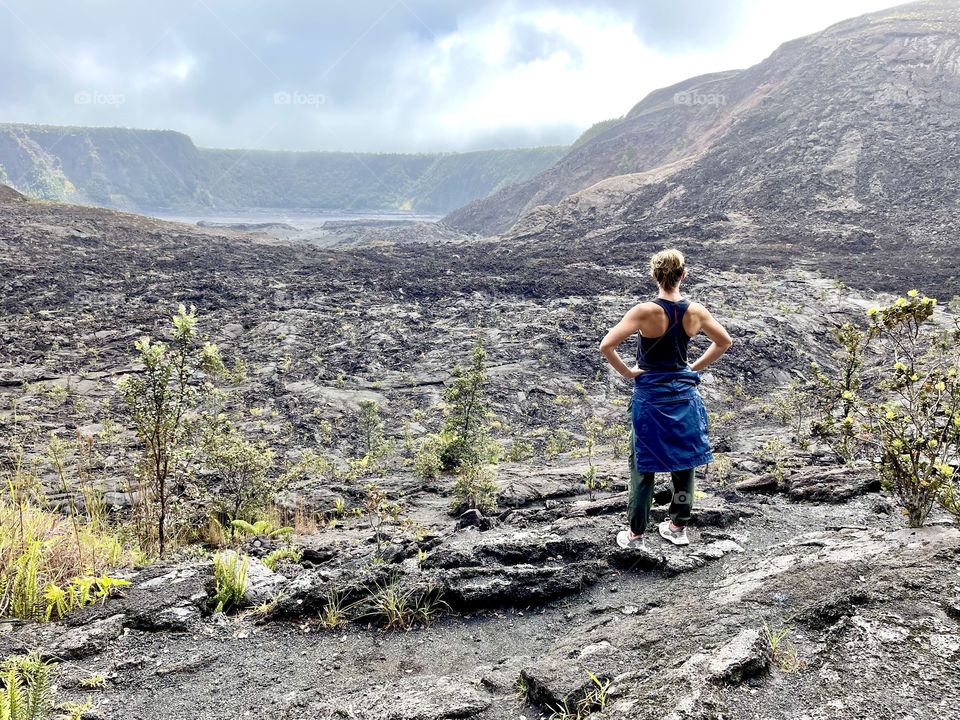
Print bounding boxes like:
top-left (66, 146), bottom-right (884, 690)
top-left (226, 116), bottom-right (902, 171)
top-left (21, 656), bottom-right (51, 720)
top-left (230, 519), bottom-right (292, 540)
top-left (262, 546), bottom-right (302, 571)
top-left (43, 576), bottom-right (130, 621)
top-left (3, 664), bottom-right (25, 720)
top-left (0, 654), bottom-right (53, 720)
top-left (10, 544), bottom-right (43, 622)
top-left (212, 552), bottom-right (249, 614)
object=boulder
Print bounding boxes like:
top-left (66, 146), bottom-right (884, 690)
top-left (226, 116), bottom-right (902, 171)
top-left (785, 466), bottom-right (881, 502)
top-left (437, 561), bottom-right (604, 607)
top-left (239, 553), bottom-right (290, 607)
top-left (0, 614), bottom-right (125, 661)
top-left (290, 674), bottom-right (491, 719)
top-left (704, 628), bottom-right (770, 684)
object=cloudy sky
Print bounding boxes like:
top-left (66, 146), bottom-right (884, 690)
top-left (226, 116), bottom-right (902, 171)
top-left (0, 0), bottom-right (900, 152)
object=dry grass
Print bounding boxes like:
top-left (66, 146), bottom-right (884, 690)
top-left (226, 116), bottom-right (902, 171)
top-left (0, 498), bottom-right (140, 619)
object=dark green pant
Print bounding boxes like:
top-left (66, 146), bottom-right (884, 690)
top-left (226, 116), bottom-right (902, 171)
top-left (629, 428), bottom-right (695, 535)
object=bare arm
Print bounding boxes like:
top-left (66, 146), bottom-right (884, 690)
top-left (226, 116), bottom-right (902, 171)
top-left (688, 304), bottom-right (733, 372)
top-left (599, 305), bottom-right (646, 380)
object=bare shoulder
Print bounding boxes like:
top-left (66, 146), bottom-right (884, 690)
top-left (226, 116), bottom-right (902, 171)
top-left (627, 301), bottom-right (659, 317)
top-left (686, 301), bottom-right (712, 318)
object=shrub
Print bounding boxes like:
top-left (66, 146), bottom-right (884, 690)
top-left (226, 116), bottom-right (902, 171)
top-left (707, 453), bottom-right (735, 485)
top-left (755, 438), bottom-right (789, 483)
top-left (864, 293), bottom-right (960, 526)
top-left (413, 433), bottom-right (445, 480)
top-left (276, 450), bottom-right (332, 487)
top-left (771, 379), bottom-right (810, 446)
top-left (204, 426), bottom-right (276, 538)
top-left (805, 292), bottom-right (960, 527)
top-left (505, 434), bottom-right (534, 462)
top-left (806, 323), bottom-right (866, 462)
top-left (357, 400), bottom-right (386, 458)
top-left (544, 429), bottom-right (573, 460)
top-left (361, 483), bottom-right (403, 552)
top-left (601, 420), bottom-right (630, 459)
top-left (451, 463), bottom-right (498, 515)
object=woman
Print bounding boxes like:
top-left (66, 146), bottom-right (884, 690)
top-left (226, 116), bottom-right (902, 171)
top-left (599, 249), bottom-right (732, 548)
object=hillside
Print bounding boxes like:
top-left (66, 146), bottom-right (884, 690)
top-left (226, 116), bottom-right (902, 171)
top-left (445, 0), bottom-right (960, 241)
top-left (3, 2), bottom-right (960, 718)
top-left (0, 123), bottom-right (565, 213)
top-left (2, 170), bottom-right (959, 720)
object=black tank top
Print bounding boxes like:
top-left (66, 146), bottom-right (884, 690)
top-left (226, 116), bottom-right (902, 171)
top-left (636, 298), bottom-right (692, 372)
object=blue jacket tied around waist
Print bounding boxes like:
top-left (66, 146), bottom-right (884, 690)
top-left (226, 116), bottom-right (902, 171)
top-left (631, 368), bottom-right (713, 473)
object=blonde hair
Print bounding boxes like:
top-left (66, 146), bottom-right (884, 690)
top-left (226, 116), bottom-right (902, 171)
top-left (650, 249), bottom-right (686, 289)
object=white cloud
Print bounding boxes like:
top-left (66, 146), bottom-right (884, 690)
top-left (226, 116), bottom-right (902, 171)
top-left (386, 6), bottom-right (770, 149)
top-left (133, 56), bottom-right (196, 90)
top-left (0, 0), bottom-right (917, 151)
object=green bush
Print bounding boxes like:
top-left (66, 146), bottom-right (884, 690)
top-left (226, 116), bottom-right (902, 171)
top-left (708, 453), bottom-right (735, 485)
top-left (864, 293), bottom-right (959, 526)
top-left (806, 323), bottom-right (866, 462)
top-left (601, 420), bottom-right (630, 459)
top-left (505, 434), bottom-right (534, 462)
top-left (204, 426), bottom-right (275, 538)
top-left (357, 400), bottom-right (386, 458)
top-left (805, 291), bottom-right (960, 526)
top-left (451, 463), bottom-right (498, 515)
top-left (413, 434), bottom-right (445, 479)
top-left (544, 429), bottom-right (574, 460)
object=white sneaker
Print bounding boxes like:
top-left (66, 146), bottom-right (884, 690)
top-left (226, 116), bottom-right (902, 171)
top-left (617, 530), bottom-right (646, 549)
top-left (658, 520), bottom-right (690, 546)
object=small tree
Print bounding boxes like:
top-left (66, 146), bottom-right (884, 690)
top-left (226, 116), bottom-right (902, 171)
top-left (362, 482), bottom-right (403, 552)
top-left (582, 418), bottom-right (606, 500)
top-left (117, 305), bottom-right (226, 556)
top-left (771, 379), bottom-right (810, 447)
top-left (439, 339), bottom-right (494, 471)
top-left (357, 400), bottom-right (385, 458)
